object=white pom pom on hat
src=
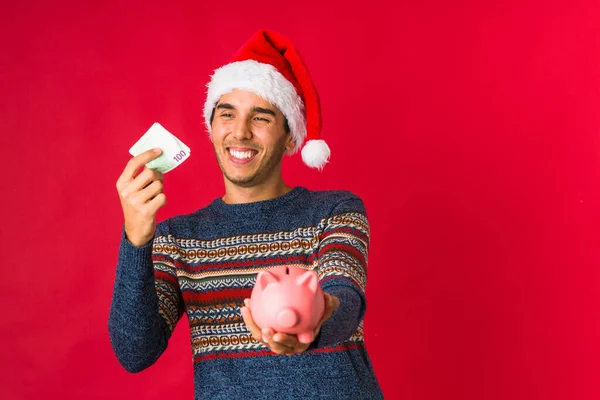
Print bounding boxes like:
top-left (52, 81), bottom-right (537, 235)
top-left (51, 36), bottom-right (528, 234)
top-left (301, 140), bottom-right (331, 170)
top-left (203, 29), bottom-right (330, 169)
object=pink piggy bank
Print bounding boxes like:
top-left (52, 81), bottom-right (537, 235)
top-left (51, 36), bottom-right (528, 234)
top-left (249, 266), bottom-right (325, 344)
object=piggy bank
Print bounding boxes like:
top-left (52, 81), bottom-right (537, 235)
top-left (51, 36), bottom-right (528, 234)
top-left (249, 266), bottom-right (325, 344)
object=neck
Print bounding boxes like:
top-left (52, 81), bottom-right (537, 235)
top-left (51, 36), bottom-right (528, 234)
top-left (221, 173), bottom-right (293, 204)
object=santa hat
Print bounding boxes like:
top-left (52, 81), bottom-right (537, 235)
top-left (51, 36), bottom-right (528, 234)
top-left (203, 29), bottom-right (330, 169)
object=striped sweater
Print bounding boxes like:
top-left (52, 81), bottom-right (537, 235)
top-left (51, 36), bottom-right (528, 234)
top-left (108, 186), bottom-right (383, 399)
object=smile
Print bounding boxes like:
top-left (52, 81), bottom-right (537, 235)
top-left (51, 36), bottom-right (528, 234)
top-left (227, 148), bottom-right (258, 164)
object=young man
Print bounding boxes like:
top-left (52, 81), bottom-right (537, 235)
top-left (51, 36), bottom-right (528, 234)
top-left (109, 29), bottom-right (384, 399)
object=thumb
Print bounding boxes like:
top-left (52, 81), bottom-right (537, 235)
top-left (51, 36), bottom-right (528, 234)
top-left (316, 293), bottom-right (339, 332)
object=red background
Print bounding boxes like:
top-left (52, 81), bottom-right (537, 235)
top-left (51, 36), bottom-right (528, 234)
top-left (1, 1), bottom-right (599, 399)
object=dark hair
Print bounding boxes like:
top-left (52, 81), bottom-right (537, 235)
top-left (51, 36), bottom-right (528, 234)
top-left (210, 107), bottom-right (291, 134)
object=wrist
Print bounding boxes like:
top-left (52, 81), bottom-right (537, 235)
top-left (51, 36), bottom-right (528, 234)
top-left (124, 222), bottom-right (155, 247)
top-left (124, 230), bottom-right (153, 247)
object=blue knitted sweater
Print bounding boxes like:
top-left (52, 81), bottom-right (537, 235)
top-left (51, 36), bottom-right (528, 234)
top-left (108, 186), bottom-right (383, 399)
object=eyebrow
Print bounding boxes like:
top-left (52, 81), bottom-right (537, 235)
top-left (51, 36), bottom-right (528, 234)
top-left (216, 103), bottom-right (276, 117)
top-left (251, 106), bottom-right (276, 117)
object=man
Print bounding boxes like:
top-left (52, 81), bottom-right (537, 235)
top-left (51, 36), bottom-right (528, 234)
top-left (109, 29), bottom-right (384, 399)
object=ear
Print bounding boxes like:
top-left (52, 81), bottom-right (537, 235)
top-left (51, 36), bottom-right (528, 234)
top-left (296, 271), bottom-right (319, 293)
top-left (256, 270), bottom-right (280, 290)
top-left (285, 134), bottom-right (296, 152)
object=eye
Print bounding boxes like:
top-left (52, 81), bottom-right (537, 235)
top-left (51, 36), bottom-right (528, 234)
top-left (221, 113), bottom-right (233, 118)
top-left (254, 117), bottom-right (270, 122)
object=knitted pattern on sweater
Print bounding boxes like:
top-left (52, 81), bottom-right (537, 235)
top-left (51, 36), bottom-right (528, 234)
top-left (108, 187), bottom-right (383, 399)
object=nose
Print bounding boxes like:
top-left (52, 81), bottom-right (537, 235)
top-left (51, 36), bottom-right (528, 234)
top-left (232, 118), bottom-right (253, 141)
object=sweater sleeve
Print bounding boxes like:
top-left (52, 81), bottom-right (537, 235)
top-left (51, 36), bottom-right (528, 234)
top-left (108, 222), bottom-right (185, 373)
top-left (312, 193), bottom-right (370, 348)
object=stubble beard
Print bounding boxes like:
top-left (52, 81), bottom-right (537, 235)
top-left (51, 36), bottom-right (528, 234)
top-left (214, 136), bottom-right (289, 188)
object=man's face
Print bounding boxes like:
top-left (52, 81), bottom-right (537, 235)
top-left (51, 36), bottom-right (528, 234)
top-left (210, 90), bottom-right (295, 187)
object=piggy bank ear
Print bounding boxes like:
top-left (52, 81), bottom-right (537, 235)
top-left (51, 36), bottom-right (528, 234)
top-left (296, 271), bottom-right (319, 293)
top-left (256, 270), bottom-right (280, 290)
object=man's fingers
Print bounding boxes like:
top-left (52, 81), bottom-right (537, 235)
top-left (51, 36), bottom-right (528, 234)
top-left (145, 193), bottom-right (167, 214)
top-left (240, 306), bottom-right (254, 327)
top-left (240, 300), bottom-right (266, 344)
top-left (240, 306), bottom-right (263, 343)
top-left (253, 323), bottom-right (295, 354)
top-left (120, 167), bottom-right (163, 198)
top-left (261, 328), bottom-right (274, 343)
top-left (267, 331), bottom-right (303, 355)
top-left (293, 343), bottom-right (310, 355)
top-left (271, 332), bottom-right (299, 348)
top-left (267, 339), bottom-right (296, 355)
top-left (311, 294), bottom-right (341, 339)
top-left (117, 148), bottom-right (162, 189)
top-left (321, 293), bottom-right (340, 323)
top-left (126, 176), bottom-right (161, 207)
top-left (127, 148), bottom-right (163, 178)
top-left (134, 180), bottom-right (164, 205)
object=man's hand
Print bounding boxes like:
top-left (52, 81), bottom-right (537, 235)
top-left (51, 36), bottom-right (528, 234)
top-left (240, 293), bottom-right (340, 356)
top-left (116, 148), bottom-right (166, 247)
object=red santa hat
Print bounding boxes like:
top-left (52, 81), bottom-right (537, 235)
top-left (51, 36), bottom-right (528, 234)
top-left (203, 29), bottom-right (330, 169)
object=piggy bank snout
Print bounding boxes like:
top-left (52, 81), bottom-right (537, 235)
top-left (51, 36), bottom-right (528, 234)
top-left (276, 308), bottom-right (299, 328)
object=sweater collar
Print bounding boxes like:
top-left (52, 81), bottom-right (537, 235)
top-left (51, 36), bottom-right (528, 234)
top-left (209, 186), bottom-right (307, 217)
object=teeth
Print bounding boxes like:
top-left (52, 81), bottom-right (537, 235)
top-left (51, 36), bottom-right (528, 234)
top-left (230, 149), bottom-right (255, 159)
